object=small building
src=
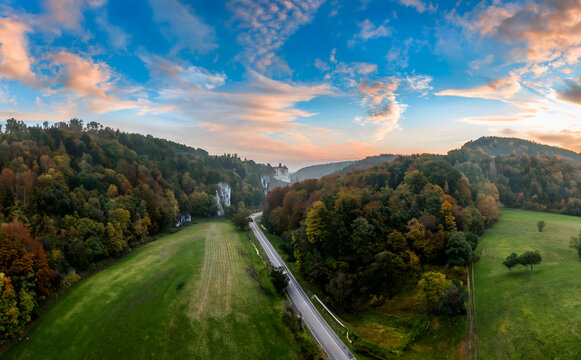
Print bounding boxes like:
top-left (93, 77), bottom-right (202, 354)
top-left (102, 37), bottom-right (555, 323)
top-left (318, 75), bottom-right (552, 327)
top-left (274, 163), bottom-right (290, 183)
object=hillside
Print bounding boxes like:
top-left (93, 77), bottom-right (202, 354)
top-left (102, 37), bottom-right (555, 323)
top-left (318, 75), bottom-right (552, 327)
top-left (0, 119), bottom-right (270, 341)
top-left (333, 154), bottom-right (398, 175)
top-left (3, 220), bottom-right (301, 359)
top-left (290, 160), bottom-right (355, 182)
top-left (463, 136), bottom-right (581, 163)
top-left (475, 209), bottom-right (581, 358)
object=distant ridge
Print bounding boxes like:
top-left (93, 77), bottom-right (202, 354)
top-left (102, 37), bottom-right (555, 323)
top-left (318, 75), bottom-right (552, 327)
top-left (334, 154), bottom-right (398, 175)
top-left (290, 160), bottom-right (355, 182)
top-left (462, 136), bottom-right (581, 163)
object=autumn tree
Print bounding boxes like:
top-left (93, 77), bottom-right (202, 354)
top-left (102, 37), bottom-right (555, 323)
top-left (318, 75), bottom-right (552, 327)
top-left (417, 271), bottom-right (451, 313)
top-left (305, 201), bottom-right (329, 244)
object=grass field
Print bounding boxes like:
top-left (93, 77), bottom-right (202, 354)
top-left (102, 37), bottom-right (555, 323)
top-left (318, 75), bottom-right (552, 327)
top-left (474, 209), bottom-right (581, 359)
top-left (3, 220), bottom-right (298, 360)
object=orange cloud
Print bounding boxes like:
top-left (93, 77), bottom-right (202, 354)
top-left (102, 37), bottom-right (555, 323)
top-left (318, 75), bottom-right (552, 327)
top-left (435, 72), bottom-right (521, 101)
top-left (466, 1), bottom-right (581, 65)
top-left (50, 51), bottom-right (114, 100)
top-left (0, 17), bottom-right (38, 87)
top-left (528, 129), bottom-right (581, 152)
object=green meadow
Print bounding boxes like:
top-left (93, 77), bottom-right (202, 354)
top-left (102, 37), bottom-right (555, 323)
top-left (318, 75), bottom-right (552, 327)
top-left (3, 220), bottom-right (298, 360)
top-left (474, 209), bottom-right (581, 359)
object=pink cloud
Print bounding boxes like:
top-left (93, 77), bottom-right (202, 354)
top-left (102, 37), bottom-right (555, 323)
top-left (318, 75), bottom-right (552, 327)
top-left (0, 17), bottom-right (38, 87)
top-left (50, 51), bottom-right (114, 100)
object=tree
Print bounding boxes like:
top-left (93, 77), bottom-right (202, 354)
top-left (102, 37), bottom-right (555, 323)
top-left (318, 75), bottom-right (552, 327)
top-left (503, 252), bottom-right (519, 272)
top-left (305, 201), bottom-right (329, 244)
top-left (441, 280), bottom-right (467, 319)
top-left (445, 231), bottom-right (473, 266)
top-left (537, 220), bottom-right (546, 232)
top-left (417, 271), bottom-right (450, 313)
top-left (518, 251), bottom-right (542, 270)
top-left (569, 229), bottom-right (581, 258)
top-left (232, 201), bottom-right (251, 231)
top-left (270, 266), bottom-right (289, 295)
top-left (465, 232), bottom-right (479, 250)
top-left (0, 273), bottom-right (19, 338)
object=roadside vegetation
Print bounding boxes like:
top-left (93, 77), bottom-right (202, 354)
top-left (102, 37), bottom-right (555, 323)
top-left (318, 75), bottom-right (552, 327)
top-left (475, 209), bottom-right (581, 359)
top-left (3, 220), bottom-right (299, 359)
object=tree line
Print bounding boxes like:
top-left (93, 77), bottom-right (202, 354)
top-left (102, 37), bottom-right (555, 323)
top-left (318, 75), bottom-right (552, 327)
top-left (262, 154), bottom-right (501, 309)
top-left (0, 119), bottom-right (270, 339)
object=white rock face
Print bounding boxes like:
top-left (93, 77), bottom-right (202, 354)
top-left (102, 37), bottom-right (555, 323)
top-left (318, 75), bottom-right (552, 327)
top-left (215, 182), bottom-right (231, 216)
top-left (261, 175), bottom-right (270, 195)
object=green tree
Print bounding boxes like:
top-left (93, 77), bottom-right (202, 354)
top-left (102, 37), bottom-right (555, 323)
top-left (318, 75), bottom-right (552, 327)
top-left (503, 252), bottom-right (519, 272)
top-left (270, 267), bottom-right (289, 295)
top-left (441, 280), bottom-right (467, 318)
top-left (445, 231), bottom-right (473, 266)
top-left (569, 229), bottom-right (581, 258)
top-left (537, 220), bottom-right (546, 232)
top-left (518, 251), bottom-right (542, 270)
top-left (232, 201), bottom-right (251, 231)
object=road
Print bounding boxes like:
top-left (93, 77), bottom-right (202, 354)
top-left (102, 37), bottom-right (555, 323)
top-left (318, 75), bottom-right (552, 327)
top-left (250, 213), bottom-right (356, 360)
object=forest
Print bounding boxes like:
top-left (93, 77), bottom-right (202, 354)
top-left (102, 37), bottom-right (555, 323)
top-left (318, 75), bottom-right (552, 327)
top-left (263, 147), bottom-right (581, 310)
top-left (0, 119), bottom-right (269, 339)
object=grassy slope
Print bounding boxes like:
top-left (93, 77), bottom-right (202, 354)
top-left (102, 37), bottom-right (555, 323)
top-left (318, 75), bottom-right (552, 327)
top-left (475, 209), bottom-right (581, 359)
top-left (4, 220), bottom-right (298, 360)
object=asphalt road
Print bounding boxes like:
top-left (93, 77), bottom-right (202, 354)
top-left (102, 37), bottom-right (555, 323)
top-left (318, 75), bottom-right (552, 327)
top-left (250, 213), bottom-right (356, 360)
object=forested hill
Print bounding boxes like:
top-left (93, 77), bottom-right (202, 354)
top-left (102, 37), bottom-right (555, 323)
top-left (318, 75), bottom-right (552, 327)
top-left (463, 136), bottom-right (581, 164)
top-left (0, 119), bottom-right (269, 340)
top-left (263, 145), bottom-right (581, 309)
top-left (263, 154), bottom-right (500, 308)
top-left (291, 160), bottom-right (355, 182)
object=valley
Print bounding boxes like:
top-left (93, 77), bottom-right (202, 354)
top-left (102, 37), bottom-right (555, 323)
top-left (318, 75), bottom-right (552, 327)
top-left (3, 220), bottom-right (299, 360)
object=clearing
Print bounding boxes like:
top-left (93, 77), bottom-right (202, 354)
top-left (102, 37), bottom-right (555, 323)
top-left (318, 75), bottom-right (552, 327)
top-left (3, 220), bottom-right (298, 360)
top-left (474, 209), bottom-right (581, 359)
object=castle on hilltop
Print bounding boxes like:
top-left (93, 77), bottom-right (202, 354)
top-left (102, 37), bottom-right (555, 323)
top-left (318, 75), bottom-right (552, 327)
top-left (274, 163), bottom-right (290, 183)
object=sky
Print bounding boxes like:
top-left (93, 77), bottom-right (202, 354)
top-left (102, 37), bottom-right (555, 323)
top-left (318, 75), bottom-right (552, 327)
top-left (1, 0), bottom-right (581, 170)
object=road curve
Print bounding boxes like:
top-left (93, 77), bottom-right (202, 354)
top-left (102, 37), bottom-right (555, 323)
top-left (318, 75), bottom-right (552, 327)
top-left (250, 213), bottom-right (356, 360)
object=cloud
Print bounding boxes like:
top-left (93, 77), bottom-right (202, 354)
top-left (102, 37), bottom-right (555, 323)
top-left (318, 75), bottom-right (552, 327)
top-left (435, 72), bottom-right (522, 101)
top-left (358, 78), bottom-right (406, 140)
top-left (227, 0), bottom-right (324, 71)
top-left (463, 1), bottom-right (581, 65)
top-left (557, 77), bottom-right (581, 105)
top-left (141, 54), bottom-right (226, 90)
top-left (49, 51), bottom-right (114, 100)
top-left (43, 0), bottom-right (86, 33)
top-left (528, 129), bottom-right (581, 152)
top-left (468, 54), bottom-right (494, 72)
top-left (393, 0), bottom-right (434, 13)
top-left (0, 17), bottom-right (38, 87)
top-left (95, 12), bottom-right (130, 50)
top-left (406, 74), bottom-right (433, 95)
top-left (148, 0), bottom-right (217, 54)
top-left (348, 19), bottom-right (391, 47)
